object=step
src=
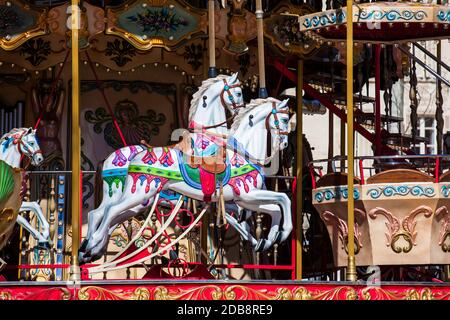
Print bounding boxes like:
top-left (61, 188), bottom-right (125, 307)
top-left (355, 112), bottom-right (404, 124)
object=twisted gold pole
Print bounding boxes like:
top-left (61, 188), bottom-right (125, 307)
top-left (70, 0), bottom-right (81, 282)
top-left (295, 59), bottom-right (303, 280)
top-left (346, 0), bottom-right (357, 282)
top-left (208, 0), bottom-right (217, 78)
top-left (255, 0), bottom-right (267, 98)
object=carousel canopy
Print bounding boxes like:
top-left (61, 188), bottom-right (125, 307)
top-left (299, 2), bottom-right (450, 44)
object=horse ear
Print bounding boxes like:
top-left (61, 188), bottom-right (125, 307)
top-left (229, 72), bottom-right (239, 84)
top-left (280, 98), bottom-right (289, 108)
top-left (26, 127), bottom-right (33, 134)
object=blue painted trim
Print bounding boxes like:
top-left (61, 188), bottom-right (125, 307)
top-left (367, 185), bottom-right (436, 199)
top-left (314, 187), bottom-right (360, 203)
top-left (55, 175), bottom-right (65, 281)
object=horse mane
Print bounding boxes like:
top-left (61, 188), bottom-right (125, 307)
top-left (0, 128), bottom-right (27, 142)
top-left (230, 97), bottom-right (281, 134)
top-left (188, 75), bottom-right (231, 123)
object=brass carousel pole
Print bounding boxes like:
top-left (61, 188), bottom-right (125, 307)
top-left (70, 0), bottom-right (81, 281)
top-left (295, 60), bottom-right (304, 279)
top-left (256, 0), bottom-right (268, 98)
top-left (208, 0), bottom-right (217, 78)
top-left (346, 0), bottom-right (357, 282)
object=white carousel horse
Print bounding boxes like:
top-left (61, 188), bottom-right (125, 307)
top-left (79, 73), bottom-right (244, 259)
top-left (0, 128), bottom-right (50, 245)
top-left (82, 98), bottom-right (293, 262)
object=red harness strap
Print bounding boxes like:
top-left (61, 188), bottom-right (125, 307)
top-left (85, 51), bottom-right (128, 147)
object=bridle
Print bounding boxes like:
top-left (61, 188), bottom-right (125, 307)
top-left (16, 130), bottom-right (43, 160)
top-left (265, 102), bottom-right (290, 136)
top-left (189, 78), bottom-right (245, 133)
top-left (228, 101), bottom-right (291, 166)
top-left (220, 78), bottom-right (245, 111)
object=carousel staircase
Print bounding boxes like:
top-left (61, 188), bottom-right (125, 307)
top-left (270, 54), bottom-right (433, 153)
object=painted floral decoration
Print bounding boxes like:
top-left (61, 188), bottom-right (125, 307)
top-left (127, 7), bottom-right (188, 35)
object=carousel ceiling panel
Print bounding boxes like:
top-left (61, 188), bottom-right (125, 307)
top-left (47, 2), bottom-right (105, 41)
top-left (0, 1), bottom-right (47, 51)
top-left (299, 2), bottom-right (450, 44)
top-left (214, 0), bottom-right (256, 55)
top-left (106, 0), bottom-right (207, 51)
top-left (87, 34), bottom-right (205, 76)
top-left (264, 2), bottom-right (319, 58)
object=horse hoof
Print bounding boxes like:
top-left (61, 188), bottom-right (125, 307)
top-left (37, 242), bottom-right (51, 250)
top-left (79, 239), bottom-right (89, 253)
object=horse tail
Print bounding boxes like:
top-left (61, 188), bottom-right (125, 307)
top-left (94, 160), bottom-right (104, 208)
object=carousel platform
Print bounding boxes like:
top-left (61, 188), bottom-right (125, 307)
top-left (1, 280), bottom-right (450, 300)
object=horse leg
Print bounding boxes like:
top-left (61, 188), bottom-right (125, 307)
top-left (82, 181), bottom-right (122, 248)
top-left (224, 212), bottom-right (258, 247)
top-left (19, 201), bottom-right (50, 241)
top-left (16, 215), bottom-right (47, 244)
top-left (238, 190), bottom-right (292, 247)
top-left (85, 184), bottom-right (158, 260)
top-left (233, 202), bottom-right (279, 252)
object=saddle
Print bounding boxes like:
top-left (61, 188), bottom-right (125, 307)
top-left (143, 131), bottom-right (227, 202)
top-left (143, 132), bottom-right (227, 174)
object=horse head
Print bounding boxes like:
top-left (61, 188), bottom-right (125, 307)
top-left (2, 128), bottom-right (44, 167)
top-left (188, 73), bottom-right (244, 133)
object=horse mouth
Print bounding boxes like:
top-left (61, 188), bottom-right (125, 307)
top-left (31, 155), bottom-right (44, 166)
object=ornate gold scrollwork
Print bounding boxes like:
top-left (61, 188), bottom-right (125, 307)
top-left (391, 232), bottom-right (414, 253)
top-left (441, 232), bottom-right (450, 253)
top-left (369, 205), bottom-right (432, 254)
top-left (343, 235), bottom-right (361, 255)
top-left (321, 209), bottom-right (365, 255)
top-left (435, 206), bottom-right (450, 253)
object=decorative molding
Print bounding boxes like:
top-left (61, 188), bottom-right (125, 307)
top-left (435, 206), bottom-right (450, 252)
top-left (84, 99), bottom-right (166, 150)
top-left (314, 187), bottom-right (360, 203)
top-left (105, 39), bottom-right (137, 67)
top-left (367, 185), bottom-right (435, 199)
top-left (264, 2), bottom-right (319, 58)
top-left (436, 10), bottom-right (450, 22)
top-left (302, 10), bottom-right (346, 29)
top-left (105, 0), bottom-right (207, 51)
top-left (368, 206), bottom-right (433, 253)
top-left (361, 287), bottom-right (450, 300)
top-left (357, 9), bottom-right (427, 22)
top-left (0, 1), bottom-right (47, 51)
top-left (441, 185), bottom-right (450, 198)
top-left (2, 284), bottom-right (450, 300)
top-left (321, 209), bottom-right (365, 255)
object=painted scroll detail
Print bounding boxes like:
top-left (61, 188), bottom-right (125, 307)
top-left (368, 206), bottom-right (433, 253)
top-left (435, 206), bottom-right (450, 252)
top-left (321, 209), bottom-right (365, 255)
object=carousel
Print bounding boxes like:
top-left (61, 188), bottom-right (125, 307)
top-left (0, 0), bottom-right (450, 300)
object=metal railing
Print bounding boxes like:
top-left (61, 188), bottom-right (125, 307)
top-left (308, 154), bottom-right (450, 187)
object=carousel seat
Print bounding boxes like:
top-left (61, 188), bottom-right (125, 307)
top-left (439, 170), bottom-right (450, 182)
top-left (366, 169), bottom-right (434, 184)
top-left (316, 172), bottom-right (360, 188)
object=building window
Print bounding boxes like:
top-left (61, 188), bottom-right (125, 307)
top-left (413, 116), bottom-right (436, 154)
